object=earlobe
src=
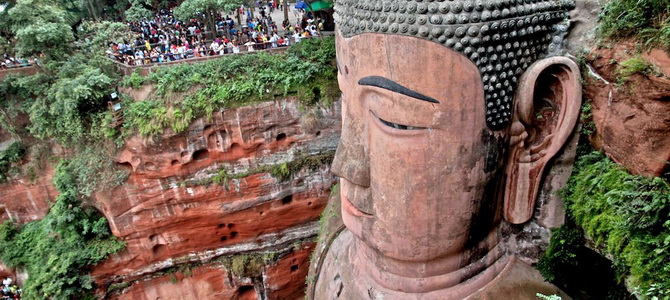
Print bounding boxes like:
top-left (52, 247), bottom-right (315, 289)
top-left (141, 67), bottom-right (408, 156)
top-left (504, 57), bottom-right (582, 224)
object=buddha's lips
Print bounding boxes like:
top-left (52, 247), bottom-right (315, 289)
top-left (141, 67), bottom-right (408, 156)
top-left (341, 193), bottom-right (373, 218)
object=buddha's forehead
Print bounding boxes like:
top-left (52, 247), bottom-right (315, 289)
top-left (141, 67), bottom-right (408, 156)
top-left (334, 0), bottom-right (575, 129)
top-left (336, 33), bottom-right (481, 95)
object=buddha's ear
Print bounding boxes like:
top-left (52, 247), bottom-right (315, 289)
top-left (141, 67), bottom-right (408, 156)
top-left (503, 57), bottom-right (582, 224)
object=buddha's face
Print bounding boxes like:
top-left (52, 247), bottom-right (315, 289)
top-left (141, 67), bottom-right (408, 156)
top-left (332, 32), bottom-right (507, 262)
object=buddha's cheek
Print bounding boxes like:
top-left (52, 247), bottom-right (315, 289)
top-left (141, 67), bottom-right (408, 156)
top-left (365, 123), bottom-right (480, 260)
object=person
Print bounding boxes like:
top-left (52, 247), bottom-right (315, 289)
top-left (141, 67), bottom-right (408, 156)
top-left (217, 42), bottom-right (226, 55)
top-left (210, 40), bottom-right (220, 55)
top-left (226, 40), bottom-right (235, 54)
top-left (143, 50), bottom-right (151, 64)
top-left (269, 32), bottom-right (279, 48)
top-left (177, 44), bottom-right (186, 59)
top-left (308, 0), bottom-right (581, 299)
top-left (292, 30), bottom-right (301, 43)
top-left (150, 49), bottom-right (159, 63)
top-left (162, 37), bottom-right (170, 53)
top-left (134, 49), bottom-right (144, 65)
top-left (244, 40), bottom-right (255, 52)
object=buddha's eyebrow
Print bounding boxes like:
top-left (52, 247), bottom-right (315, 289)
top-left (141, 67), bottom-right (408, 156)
top-left (358, 76), bottom-right (440, 104)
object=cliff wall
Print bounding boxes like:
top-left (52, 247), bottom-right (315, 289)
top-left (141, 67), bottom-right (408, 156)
top-left (0, 98), bottom-right (341, 299)
top-left (585, 43), bottom-right (670, 177)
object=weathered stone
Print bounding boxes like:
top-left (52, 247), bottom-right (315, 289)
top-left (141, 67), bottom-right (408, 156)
top-left (92, 99), bottom-right (340, 297)
top-left (585, 42), bottom-right (670, 176)
top-left (107, 242), bottom-right (316, 300)
top-left (309, 25), bottom-right (581, 298)
top-left (565, 0), bottom-right (601, 53)
top-left (0, 166), bottom-right (57, 224)
top-left (0, 98), bottom-right (341, 298)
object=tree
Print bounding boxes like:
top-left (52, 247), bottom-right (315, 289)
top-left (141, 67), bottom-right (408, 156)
top-left (77, 20), bottom-right (137, 51)
top-left (124, 0), bottom-right (152, 22)
top-left (174, 0), bottom-right (241, 38)
top-left (0, 17), bottom-right (127, 146)
top-left (0, 158), bottom-right (125, 299)
top-left (7, 0), bottom-right (77, 60)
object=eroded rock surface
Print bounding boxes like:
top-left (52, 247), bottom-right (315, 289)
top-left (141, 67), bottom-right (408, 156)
top-left (585, 43), bottom-right (670, 176)
top-left (0, 166), bottom-right (56, 224)
top-left (93, 99), bottom-right (340, 298)
top-left (0, 98), bottom-right (341, 299)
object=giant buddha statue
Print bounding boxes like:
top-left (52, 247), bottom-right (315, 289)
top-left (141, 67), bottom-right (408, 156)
top-left (308, 0), bottom-right (582, 299)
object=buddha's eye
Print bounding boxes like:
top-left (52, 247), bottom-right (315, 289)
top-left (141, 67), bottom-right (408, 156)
top-left (377, 115), bottom-right (426, 130)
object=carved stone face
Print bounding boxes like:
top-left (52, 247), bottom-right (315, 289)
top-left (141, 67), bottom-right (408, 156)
top-left (332, 32), bottom-right (506, 263)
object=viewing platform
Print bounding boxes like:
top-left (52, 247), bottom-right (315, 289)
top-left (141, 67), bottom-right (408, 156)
top-left (109, 32), bottom-right (333, 76)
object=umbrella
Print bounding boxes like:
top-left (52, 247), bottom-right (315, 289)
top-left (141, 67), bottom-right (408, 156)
top-left (295, 1), bottom-right (308, 9)
top-left (305, 0), bottom-right (333, 11)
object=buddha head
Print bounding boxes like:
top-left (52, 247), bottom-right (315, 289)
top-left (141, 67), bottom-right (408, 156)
top-left (330, 0), bottom-right (582, 288)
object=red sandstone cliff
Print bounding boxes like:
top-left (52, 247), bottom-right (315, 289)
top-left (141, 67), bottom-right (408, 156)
top-left (0, 98), bottom-right (341, 299)
top-left (584, 43), bottom-right (670, 176)
top-left (0, 165), bottom-right (56, 224)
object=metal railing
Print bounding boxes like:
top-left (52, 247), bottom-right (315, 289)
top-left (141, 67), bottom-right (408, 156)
top-left (111, 36), bottom-right (314, 67)
top-left (110, 36), bottom-right (320, 75)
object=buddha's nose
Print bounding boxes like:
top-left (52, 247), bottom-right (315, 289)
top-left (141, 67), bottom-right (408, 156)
top-left (331, 107), bottom-right (370, 187)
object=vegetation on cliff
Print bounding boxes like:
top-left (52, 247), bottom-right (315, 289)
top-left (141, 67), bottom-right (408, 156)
top-left (182, 150), bottom-right (335, 187)
top-left (0, 19), bottom-right (134, 147)
top-left (0, 5), bottom-right (336, 297)
top-left (0, 142), bottom-right (26, 182)
top-left (118, 36), bottom-right (338, 137)
top-left (539, 151), bottom-right (670, 299)
top-left (599, 0), bottom-right (670, 50)
top-left (0, 159), bottom-right (125, 299)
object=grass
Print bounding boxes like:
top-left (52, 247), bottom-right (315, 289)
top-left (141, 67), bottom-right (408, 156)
top-left (182, 151), bottom-right (335, 187)
top-left (616, 56), bottom-right (652, 84)
top-left (598, 0), bottom-right (670, 50)
top-left (219, 252), bottom-right (282, 278)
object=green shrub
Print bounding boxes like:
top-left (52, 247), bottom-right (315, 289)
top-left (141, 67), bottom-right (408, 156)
top-left (122, 37), bottom-right (338, 136)
top-left (537, 222), bottom-right (585, 284)
top-left (0, 159), bottom-right (125, 299)
top-left (58, 147), bottom-right (128, 197)
top-left (536, 294), bottom-right (562, 300)
top-left (562, 152), bottom-right (670, 298)
top-left (598, 0), bottom-right (670, 49)
top-left (106, 282), bottom-right (130, 293)
top-left (122, 70), bottom-right (145, 89)
top-left (617, 57), bottom-right (652, 84)
top-left (579, 101), bottom-right (595, 136)
top-left (182, 151), bottom-right (335, 187)
top-left (270, 163), bottom-right (290, 181)
top-left (0, 142), bottom-right (26, 182)
top-left (211, 168), bottom-right (230, 186)
top-left (219, 253), bottom-right (280, 278)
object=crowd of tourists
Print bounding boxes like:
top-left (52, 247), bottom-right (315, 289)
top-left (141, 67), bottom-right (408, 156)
top-left (1, 54), bottom-right (32, 69)
top-left (107, 3), bottom-right (324, 66)
top-left (0, 278), bottom-right (20, 299)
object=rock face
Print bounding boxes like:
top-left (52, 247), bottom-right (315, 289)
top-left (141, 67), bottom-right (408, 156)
top-left (111, 243), bottom-right (316, 300)
top-left (92, 98), bottom-right (340, 298)
top-left (585, 42), bottom-right (670, 176)
top-left (0, 98), bottom-right (341, 299)
top-left (565, 0), bottom-right (601, 53)
top-left (0, 166), bottom-right (57, 224)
